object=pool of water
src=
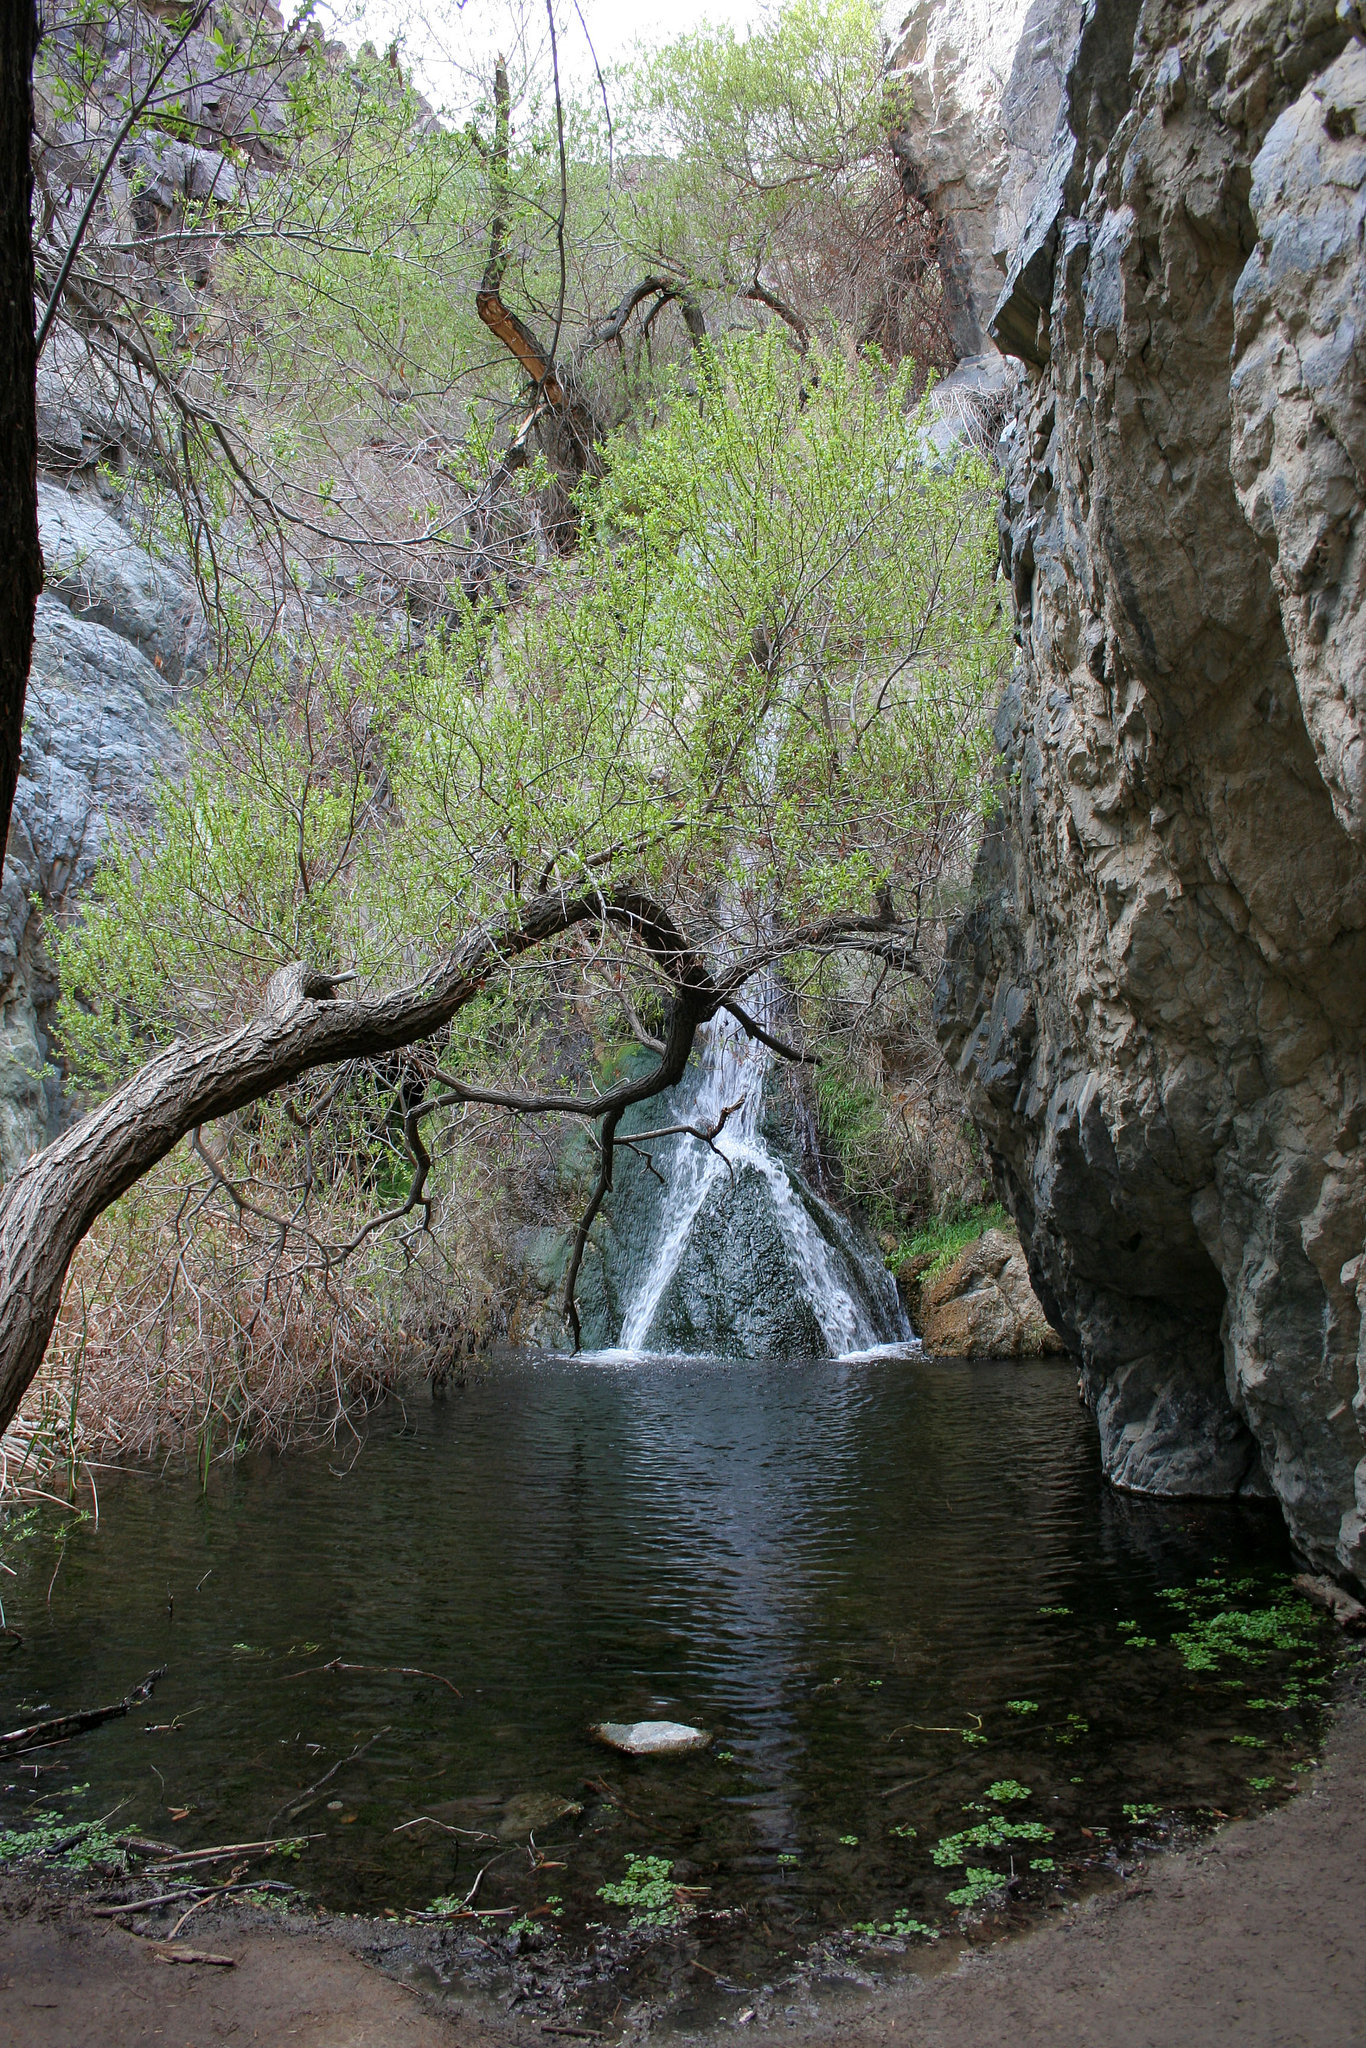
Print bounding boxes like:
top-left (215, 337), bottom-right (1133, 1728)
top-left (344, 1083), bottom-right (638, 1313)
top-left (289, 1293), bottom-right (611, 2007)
top-left (0, 1354), bottom-right (1335, 1985)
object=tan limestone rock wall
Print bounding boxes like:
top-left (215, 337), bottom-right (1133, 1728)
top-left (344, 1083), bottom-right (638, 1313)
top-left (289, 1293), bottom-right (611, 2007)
top-left (915, 1226), bottom-right (1067, 1354)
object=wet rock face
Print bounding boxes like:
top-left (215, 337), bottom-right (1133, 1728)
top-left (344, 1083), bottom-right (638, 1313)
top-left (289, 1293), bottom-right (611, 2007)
top-left (934, 0), bottom-right (1366, 1583)
top-left (915, 1227), bottom-right (1067, 1356)
top-left (0, 485), bottom-right (191, 1174)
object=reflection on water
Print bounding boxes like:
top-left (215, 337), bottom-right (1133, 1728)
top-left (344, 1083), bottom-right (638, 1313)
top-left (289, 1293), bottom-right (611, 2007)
top-left (0, 1356), bottom-right (1331, 1978)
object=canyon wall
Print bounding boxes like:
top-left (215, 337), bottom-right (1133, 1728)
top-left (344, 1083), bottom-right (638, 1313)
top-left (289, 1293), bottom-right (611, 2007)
top-left (0, 485), bottom-right (193, 1173)
top-left (934, 0), bottom-right (1366, 1588)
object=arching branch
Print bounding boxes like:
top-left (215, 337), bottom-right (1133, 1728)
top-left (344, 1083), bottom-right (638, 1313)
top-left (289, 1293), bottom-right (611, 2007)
top-left (0, 885), bottom-right (713, 1433)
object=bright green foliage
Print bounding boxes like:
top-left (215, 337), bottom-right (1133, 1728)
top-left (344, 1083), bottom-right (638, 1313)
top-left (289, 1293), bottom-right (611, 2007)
top-left (932, 1820), bottom-right (1054, 1867)
top-left (1121, 1802), bottom-right (1159, 1822)
top-left (620, 3), bottom-right (892, 292)
top-left (597, 1854), bottom-right (685, 1927)
top-left (1155, 1578), bottom-right (1322, 1675)
top-left (854, 1909), bottom-right (939, 1939)
top-left (984, 1780), bottom-right (1031, 1803)
top-left (945, 1866), bottom-right (1008, 1909)
top-left (0, 1816), bottom-right (134, 1870)
top-left (60, 334), bottom-right (1005, 1087)
top-left (1006, 1699), bottom-right (1039, 1716)
top-left (889, 1204), bottom-right (1009, 1279)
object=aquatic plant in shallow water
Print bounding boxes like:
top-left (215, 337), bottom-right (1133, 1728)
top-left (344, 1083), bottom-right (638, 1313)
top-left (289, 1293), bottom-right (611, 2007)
top-left (931, 1819), bottom-right (1054, 1867)
top-left (1156, 1577), bottom-right (1320, 1679)
top-left (0, 1815), bottom-right (132, 1869)
top-left (597, 1855), bottom-right (693, 1928)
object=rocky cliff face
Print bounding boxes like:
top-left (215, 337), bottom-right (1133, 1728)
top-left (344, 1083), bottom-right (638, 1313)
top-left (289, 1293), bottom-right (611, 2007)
top-left (0, 483), bottom-right (193, 1173)
top-left (934, 0), bottom-right (1366, 1589)
top-left (886, 0), bottom-right (1085, 355)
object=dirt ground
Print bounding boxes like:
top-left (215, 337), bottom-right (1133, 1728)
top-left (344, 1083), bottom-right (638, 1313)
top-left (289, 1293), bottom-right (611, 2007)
top-left (3, 1671), bottom-right (1364, 2048)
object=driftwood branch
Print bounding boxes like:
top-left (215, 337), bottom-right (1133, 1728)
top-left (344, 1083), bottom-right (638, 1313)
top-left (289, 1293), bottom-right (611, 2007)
top-left (266, 1727), bottom-right (389, 1834)
top-left (0, 1667), bottom-right (166, 1758)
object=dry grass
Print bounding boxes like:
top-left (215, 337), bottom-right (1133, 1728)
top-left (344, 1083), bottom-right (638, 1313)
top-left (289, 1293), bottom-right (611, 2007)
top-left (1, 1133), bottom-right (518, 1492)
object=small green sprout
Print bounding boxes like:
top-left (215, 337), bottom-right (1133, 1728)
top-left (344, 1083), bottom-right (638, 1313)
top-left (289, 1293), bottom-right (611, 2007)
top-left (839, 1834), bottom-right (859, 1846)
top-left (933, 1820), bottom-right (1053, 1867)
top-left (985, 1780), bottom-right (1031, 1802)
top-left (1006, 1700), bottom-right (1039, 1716)
top-left (598, 1855), bottom-right (688, 1928)
top-left (946, 1867), bottom-right (1007, 1909)
top-left (855, 1910), bottom-right (939, 1940)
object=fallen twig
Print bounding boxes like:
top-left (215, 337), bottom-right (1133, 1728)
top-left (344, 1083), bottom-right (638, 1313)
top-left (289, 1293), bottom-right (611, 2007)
top-left (148, 1834), bottom-right (322, 1870)
top-left (878, 1772), bottom-right (937, 1797)
top-left (281, 1657), bottom-right (461, 1697)
top-left (145, 1944), bottom-right (236, 1967)
top-left (0, 1669), bottom-right (167, 1758)
top-left (267, 1728), bottom-right (389, 1831)
top-left (90, 1879), bottom-right (295, 1918)
top-left (583, 1775), bottom-right (647, 1823)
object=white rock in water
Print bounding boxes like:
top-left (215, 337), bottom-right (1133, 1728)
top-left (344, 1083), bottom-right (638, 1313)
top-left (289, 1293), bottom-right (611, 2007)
top-left (592, 1720), bottom-right (711, 1756)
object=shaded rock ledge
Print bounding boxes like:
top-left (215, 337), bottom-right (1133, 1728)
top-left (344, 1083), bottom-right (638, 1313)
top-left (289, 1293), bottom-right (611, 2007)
top-left (933, 0), bottom-right (1366, 1588)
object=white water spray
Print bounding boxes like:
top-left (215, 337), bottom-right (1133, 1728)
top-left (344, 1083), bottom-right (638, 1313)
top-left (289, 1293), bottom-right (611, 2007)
top-left (615, 1001), bottom-right (913, 1359)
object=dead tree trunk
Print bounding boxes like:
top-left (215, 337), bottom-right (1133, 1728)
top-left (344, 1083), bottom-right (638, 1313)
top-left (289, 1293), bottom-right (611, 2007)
top-left (0, 0), bottom-right (41, 858)
top-left (0, 887), bottom-right (716, 1435)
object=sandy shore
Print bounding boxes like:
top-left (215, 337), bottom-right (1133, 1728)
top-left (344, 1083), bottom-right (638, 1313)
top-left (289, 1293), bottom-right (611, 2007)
top-left (3, 1659), bottom-right (1363, 2048)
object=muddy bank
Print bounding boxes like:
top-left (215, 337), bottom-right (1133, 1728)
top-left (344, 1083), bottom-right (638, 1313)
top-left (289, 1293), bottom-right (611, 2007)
top-left (2, 1657), bottom-right (1362, 2047)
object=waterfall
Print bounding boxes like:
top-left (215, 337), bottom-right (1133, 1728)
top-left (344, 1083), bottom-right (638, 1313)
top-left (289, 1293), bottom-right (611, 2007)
top-left (602, 1004), bottom-right (915, 1361)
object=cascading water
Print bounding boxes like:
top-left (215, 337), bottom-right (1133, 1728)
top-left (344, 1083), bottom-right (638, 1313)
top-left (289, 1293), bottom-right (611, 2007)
top-left (596, 1003), bottom-right (914, 1361)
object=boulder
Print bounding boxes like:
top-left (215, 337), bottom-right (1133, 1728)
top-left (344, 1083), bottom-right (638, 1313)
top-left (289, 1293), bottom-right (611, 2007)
top-left (916, 1227), bottom-right (1066, 1356)
top-left (592, 1721), bottom-right (712, 1757)
top-left (37, 482), bottom-right (207, 686)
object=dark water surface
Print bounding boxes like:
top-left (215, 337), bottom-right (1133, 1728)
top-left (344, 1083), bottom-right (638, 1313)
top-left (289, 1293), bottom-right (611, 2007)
top-left (0, 1356), bottom-right (1334, 1976)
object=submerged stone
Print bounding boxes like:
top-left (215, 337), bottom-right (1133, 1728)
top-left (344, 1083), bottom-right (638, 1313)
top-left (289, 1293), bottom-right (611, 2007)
top-left (498, 1791), bottom-right (584, 1838)
top-left (592, 1720), bottom-right (711, 1756)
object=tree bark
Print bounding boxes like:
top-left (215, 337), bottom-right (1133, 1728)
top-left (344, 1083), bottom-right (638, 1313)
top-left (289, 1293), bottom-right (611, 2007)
top-left (0, 0), bottom-right (41, 860)
top-left (0, 886), bottom-right (714, 1435)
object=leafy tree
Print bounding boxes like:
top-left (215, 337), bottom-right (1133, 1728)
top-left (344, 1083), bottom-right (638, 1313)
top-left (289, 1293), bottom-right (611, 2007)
top-left (0, 4), bottom-right (1003, 1448)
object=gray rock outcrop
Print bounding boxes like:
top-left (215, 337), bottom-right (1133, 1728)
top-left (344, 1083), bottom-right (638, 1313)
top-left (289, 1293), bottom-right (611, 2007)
top-left (934, 0), bottom-right (1366, 1587)
top-left (885, 0), bottom-right (1085, 355)
top-left (0, 485), bottom-right (192, 1175)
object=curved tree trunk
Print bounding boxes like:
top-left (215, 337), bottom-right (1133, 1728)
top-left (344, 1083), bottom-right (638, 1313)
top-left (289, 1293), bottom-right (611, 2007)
top-left (0, 0), bottom-right (41, 858)
top-left (0, 887), bottom-right (715, 1435)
